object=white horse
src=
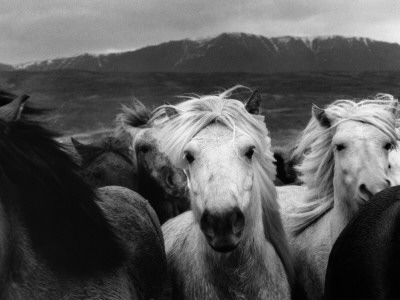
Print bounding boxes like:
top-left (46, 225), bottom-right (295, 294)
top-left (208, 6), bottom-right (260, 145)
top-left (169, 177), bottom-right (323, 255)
top-left (158, 88), bottom-right (294, 299)
top-left (388, 127), bottom-right (400, 185)
top-left (278, 97), bottom-right (398, 299)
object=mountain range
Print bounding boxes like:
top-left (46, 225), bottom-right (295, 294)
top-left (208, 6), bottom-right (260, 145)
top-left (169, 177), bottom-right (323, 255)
top-left (8, 33), bottom-right (400, 73)
top-left (0, 63), bottom-right (14, 71)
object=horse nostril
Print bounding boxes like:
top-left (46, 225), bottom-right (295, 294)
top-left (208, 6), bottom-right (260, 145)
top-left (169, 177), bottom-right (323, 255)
top-left (166, 174), bottom-right (175, 188)
top-left (200, 210), bottom-right (214, 238)
top-left (231, 208), bottom-right (245, 235)
top-left (359, 184), bottom-right (373, 200)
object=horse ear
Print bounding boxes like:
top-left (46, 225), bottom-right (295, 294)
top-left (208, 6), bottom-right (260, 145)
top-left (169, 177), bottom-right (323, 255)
top-left (164, 102), bottom-right (179, 120)
top-left (71, 138), bottom-right (99, 158)
top-left (0, 94), bottom-right (30, 122)
top-left (244, 90), bottom-right (262, 115)
top-left (312, 104), bottom-right (331, 128)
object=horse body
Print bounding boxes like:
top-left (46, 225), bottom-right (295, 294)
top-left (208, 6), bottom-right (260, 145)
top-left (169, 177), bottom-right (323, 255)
top-left (158, 88), bottom-right (293, 299)
top-left (0, 95), bottom-right (170, 299)
top-left (3, 186), bottom-right (168, 300)
top-left (279, 98), bottom-right (398, 299)
top-left (324, 185), bottom-right (400, 299)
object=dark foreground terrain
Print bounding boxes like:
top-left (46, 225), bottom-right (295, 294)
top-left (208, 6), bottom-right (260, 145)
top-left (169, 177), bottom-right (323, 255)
top-left (1, 70), bottom-right (399, 146)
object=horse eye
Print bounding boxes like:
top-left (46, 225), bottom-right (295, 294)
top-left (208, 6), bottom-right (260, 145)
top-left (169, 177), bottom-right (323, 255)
top-left (245, 147), bottom-right (255, 159)
top-left (335, 144), bottom-right (345, 152)
top-left (384, 143), bottom-right (393, 151)
top-left (139, 145), bottom-right (149, 154)
top-left (185, 152), bottom-right (195, 164)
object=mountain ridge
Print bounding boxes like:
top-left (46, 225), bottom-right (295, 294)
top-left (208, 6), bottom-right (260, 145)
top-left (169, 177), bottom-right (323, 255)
top-left (13, 33), bottom-right (400, 73)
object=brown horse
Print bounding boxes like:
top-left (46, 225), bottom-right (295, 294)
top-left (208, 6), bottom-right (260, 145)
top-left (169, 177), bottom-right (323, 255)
top-left (0, 93), bottom-right (170, 299)
top-left (115, 99), bottom-right (190, 224)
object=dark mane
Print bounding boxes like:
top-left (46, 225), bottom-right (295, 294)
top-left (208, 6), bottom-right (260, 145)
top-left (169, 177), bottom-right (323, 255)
top-left (0, 105), bottom-right (125, 274)
top-left (116, 100), bottom-right (151, 128)
top-left (114, 99), bottom-right (152, 143)
top-left (80, 136), bottom-right (134, 168)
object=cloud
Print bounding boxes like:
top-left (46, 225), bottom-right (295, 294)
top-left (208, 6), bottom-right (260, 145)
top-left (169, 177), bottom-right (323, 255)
top-left (1, 0), bottom-right (400, 64)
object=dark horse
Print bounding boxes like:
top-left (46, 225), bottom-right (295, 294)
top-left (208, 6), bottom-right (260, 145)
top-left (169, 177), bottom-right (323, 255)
top-left (273, 144), bottom-right (301, 186)
top-left (0, 92), bottom-right (170, 299)
top-left (324, 185), bottom-right (400, 300)
top-left (71, 136), bottom-right (138, 191)
top-left (114, 98), bottom-right (190, 224)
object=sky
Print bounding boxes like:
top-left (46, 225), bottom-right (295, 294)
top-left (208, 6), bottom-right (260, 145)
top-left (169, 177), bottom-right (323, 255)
top-left (1, 0), bottom-right (400, 64)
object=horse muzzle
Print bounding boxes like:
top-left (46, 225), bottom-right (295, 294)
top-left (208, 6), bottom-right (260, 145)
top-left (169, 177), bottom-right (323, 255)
top-left (200, 207), bottom-right (245, 253)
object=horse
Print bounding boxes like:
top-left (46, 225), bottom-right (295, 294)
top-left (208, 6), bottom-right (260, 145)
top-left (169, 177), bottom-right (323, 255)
top-left (71, 136), bottom-right (138, 191)
top-left (157, 87), bottom-right (294, 299)
top-left (278, 97), bottom-right (398, 299)
top-left (275, 97), bottom-right (400, 187)
top-left (324, 185), bottom-right (400, 300)
top-left (115, 99), bottom-right (190, 224)
top-left (0, 94), bottom-right (170, 299)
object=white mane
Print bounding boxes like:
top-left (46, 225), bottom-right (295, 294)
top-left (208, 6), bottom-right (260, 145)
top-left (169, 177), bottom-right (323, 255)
top-left (291, 95), bottom-right (398, 235)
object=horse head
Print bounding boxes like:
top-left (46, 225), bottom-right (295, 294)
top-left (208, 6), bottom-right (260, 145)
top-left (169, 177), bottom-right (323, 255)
top-left (160, 89), bottom-right (281, 253)
top-left (71, 136), bottom-right (137, 190)
top-left (312, 101), bottom-right (395, 213)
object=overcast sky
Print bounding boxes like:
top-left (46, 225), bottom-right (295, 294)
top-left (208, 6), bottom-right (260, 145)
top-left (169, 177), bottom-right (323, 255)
top-left (2, 0), bottom-right (400, 64)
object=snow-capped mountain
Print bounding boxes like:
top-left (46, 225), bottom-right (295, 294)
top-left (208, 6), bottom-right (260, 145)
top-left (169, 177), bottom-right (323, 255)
top-left (14, 33), bottom-right (400, 73)
top-left (0, 63), bottom-right (14, 71)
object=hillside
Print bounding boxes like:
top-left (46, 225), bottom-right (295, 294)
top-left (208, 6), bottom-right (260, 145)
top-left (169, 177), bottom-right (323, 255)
top-left (1, 70), bottom-right (400, 146)
top-left (0, 63), bottom-right (14, 71)
top-left (14, 33), bottom-right (400, 73)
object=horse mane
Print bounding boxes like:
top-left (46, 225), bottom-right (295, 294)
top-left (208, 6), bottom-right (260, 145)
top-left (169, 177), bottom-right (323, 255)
top-left (80, 136), bottom-right (133, 168)
top-left (291, 95), bottom-right (399, 236)
top-left (157, 86), bottom-right (294, 284)
top-left (114, 98), bottom-right (152, 142)
top-left (0, 103), bottom-right (125, 274)
top-left (290, 116), bottom-right (321, 165)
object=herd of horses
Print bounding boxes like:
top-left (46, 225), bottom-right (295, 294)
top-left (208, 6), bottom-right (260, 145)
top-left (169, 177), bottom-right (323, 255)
top-left (0, 86), bottom-right (399, 299)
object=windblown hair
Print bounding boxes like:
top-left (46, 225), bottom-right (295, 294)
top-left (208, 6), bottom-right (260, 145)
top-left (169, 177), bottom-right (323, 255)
top-left (157, 86), bottom-right (295, 283)
top-left (0, 103), bottom-right (125, 274)
top-left (291, 95), bottom-right (399, 235)
top-left (114, 97), bottom-right (152, 142)
top-left (290, 116), bottom-right (321, 166)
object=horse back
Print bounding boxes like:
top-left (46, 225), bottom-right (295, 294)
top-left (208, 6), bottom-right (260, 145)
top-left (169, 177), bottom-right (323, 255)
top-left (97, 186), bottom-right (171, 300)
top-left (325, 186), bottom-right (400, 299)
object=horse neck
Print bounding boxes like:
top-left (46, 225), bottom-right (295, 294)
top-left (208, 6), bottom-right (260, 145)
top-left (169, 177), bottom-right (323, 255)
top-left (331, 176), bottom-right (360, 233)
top-left (329, 194), bottom-right (354, 239)
top-left (136, 164), bottom-right (165, 201)
top-left (306, 193), bottom-right (349, 252)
